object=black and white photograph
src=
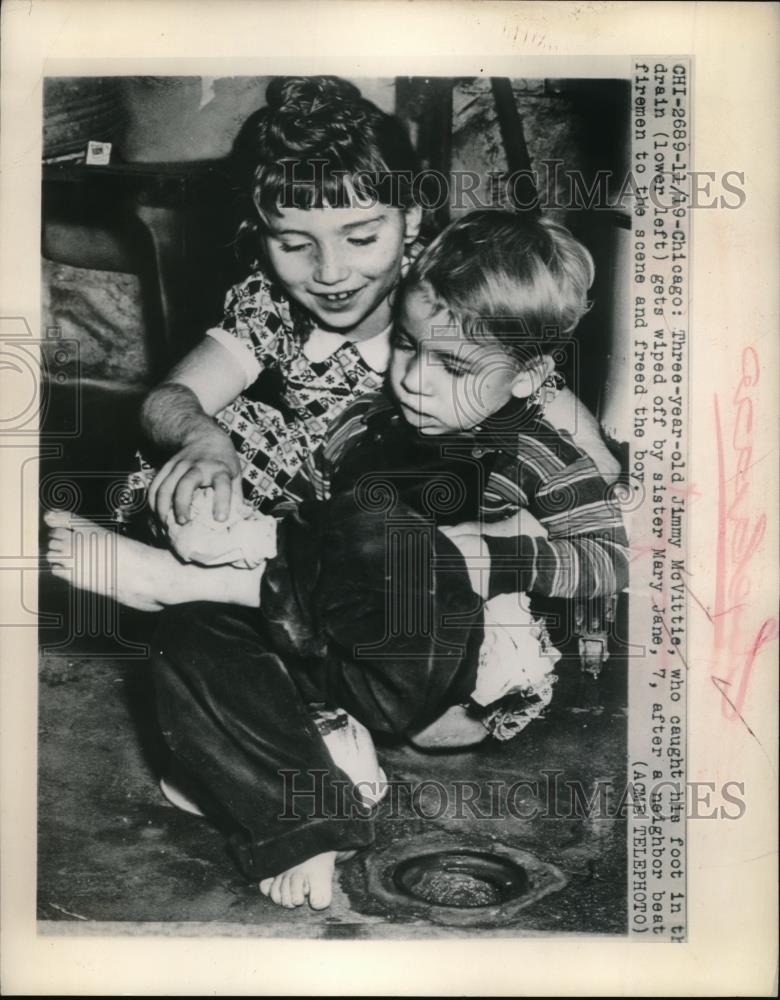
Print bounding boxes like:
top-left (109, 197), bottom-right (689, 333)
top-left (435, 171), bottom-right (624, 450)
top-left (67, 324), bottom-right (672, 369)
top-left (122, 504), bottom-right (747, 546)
top-left (37, 68), bottom-right (637, 936)
top-left (1, 2), bottom-right (777, 996)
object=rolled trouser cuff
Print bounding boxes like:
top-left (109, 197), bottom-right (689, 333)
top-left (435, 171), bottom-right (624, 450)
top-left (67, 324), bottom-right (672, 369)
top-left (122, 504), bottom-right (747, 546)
top-left (229, 811), bottom-right (375, 880)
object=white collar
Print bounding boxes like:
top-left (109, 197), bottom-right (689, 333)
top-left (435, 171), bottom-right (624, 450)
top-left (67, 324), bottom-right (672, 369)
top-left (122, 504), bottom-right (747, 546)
top-left (302, 323), bottom-right (392, 374)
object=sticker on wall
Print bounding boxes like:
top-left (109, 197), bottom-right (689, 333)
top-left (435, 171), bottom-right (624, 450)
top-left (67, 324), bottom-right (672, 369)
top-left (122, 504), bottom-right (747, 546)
top-left (85, 140), bottom-right (112, 166)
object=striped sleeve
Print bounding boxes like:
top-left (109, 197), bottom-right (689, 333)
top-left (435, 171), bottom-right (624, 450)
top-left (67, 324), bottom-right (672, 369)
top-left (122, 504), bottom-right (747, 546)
top-left (295, 392), bottom-right (387, 501)
top-left (484, 438), bottom-right (629, 600)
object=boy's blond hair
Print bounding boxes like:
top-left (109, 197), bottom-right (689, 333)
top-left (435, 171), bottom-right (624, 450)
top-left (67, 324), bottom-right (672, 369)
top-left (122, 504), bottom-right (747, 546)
top-left (404, 209), bottom-right (594, 366)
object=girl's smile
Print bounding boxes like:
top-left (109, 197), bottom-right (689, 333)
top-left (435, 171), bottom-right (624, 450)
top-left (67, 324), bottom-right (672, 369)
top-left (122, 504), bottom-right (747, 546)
top-left (260, 202), bottom-right (421, 343)
top-left (312, 285), bottom-right (368, 310)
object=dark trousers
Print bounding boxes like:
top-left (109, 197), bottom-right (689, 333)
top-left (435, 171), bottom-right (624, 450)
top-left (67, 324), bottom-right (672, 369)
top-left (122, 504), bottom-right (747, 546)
top-left (153, 495), bottom-right (483, 879)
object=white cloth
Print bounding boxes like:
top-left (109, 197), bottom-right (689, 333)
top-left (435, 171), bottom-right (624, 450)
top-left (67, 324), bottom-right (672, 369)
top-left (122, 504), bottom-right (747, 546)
top-left (472, 592), bottom-right (561, 740)
top-left (165, 487), bottom-right (278, 569)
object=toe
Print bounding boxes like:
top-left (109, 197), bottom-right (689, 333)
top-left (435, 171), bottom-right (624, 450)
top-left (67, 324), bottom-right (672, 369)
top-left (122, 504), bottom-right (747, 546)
top-left (289, 872), bottom-right (306, 907)
top-left (47, 527), bottom-right (70, 549)
top-left (259, 878), bottom-right (273, 897)
top-left (43, 509), bottom-right (73, 527)
top-left (308, 886), bottom-right (332, 910)
top-left (270, 876), bottom-right (283, 905)
top-left (280, 875), bottom-right (294, 909)
top-left (307, 870), bottom-right (333, 910)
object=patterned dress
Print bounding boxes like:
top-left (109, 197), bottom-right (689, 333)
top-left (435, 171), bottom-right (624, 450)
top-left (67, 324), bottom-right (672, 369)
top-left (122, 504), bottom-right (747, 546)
top-left (121, 249), bottom-right (416, 521)
top-left (206, 269), bottom-right (391, 511)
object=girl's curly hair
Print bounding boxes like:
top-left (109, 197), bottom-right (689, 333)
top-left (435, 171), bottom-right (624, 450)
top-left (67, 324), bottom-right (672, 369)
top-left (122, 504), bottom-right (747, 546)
top-left (232, 76), bottom-right (419, 222)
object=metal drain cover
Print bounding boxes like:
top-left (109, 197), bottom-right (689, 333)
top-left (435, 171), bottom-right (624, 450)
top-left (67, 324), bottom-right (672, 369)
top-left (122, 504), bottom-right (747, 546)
top-left (363, 831), bottom-right (567, 927)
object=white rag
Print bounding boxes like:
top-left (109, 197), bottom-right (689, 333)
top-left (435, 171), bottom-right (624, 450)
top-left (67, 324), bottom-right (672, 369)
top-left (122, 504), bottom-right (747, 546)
top-left (165, 486), bottom-right (277, 569)
top-left (472, 592), bottom-right (561, 740)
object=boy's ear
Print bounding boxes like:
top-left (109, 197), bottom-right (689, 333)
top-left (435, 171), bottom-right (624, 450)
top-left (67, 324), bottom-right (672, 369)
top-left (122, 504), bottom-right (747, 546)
top-left (403, 204), bottom-right (423, 243)
top-left (510, 354), bottom-right (555, 399)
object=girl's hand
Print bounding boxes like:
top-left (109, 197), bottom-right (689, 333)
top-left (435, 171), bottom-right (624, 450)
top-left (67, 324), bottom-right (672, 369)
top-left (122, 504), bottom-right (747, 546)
top-left (440, 510), bottom-right (548, 597)
top-left (438, 526), bottom-right (488, 598)
top-left (545, 386), bottom-right (621, 483)
top-left (149, 429), bottom-right (241, 526)
top-left (443, 509), bottom-right (549, 540)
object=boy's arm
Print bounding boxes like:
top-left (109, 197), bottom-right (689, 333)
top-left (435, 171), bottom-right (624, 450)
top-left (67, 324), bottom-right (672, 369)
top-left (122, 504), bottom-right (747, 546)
top-left (441, 457), bottom-right (629, 601)
top-left (481, 521), bottom-right (629, 600)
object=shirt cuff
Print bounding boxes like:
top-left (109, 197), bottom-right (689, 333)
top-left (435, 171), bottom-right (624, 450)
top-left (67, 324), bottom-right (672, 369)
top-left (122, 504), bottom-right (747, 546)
top-left (205, 326), bottom-right (262, 391)
top-left (484, 533), bottom-right (534, 599)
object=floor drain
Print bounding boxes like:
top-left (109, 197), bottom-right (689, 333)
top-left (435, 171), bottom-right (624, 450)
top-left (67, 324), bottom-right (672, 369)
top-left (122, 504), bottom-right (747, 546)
top-left (394, 850), bottom-right (528, 908)
top-left (363, 831), bottom-right (567, 928)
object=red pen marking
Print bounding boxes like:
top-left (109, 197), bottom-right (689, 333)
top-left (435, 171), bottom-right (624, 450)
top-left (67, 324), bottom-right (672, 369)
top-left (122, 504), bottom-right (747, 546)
top-left (712, 346), bottom-right (778, 721)
top-left (680, 579), bottom-right (712, 623)
top-left (711, 675), bottom-right (775, 769)
top-left (734, 618), bottom-right (779, 717)
top-left (671, 482), bottom-right (702, 502)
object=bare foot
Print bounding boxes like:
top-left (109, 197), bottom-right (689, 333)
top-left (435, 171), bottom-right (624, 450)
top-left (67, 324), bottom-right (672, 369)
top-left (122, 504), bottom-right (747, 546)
top-left (44, 510), bottom-right (263, 611)
top-left (258, 850), bottom-right (356, 911)
top-left (259, 850), bottom-right (339, 910)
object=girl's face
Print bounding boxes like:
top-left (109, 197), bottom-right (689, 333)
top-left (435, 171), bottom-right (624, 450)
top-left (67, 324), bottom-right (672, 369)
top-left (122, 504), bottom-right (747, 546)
top-left (390, 285), bottom-right (545, 436)
top-left (260, 200), bottom-right (421, 341)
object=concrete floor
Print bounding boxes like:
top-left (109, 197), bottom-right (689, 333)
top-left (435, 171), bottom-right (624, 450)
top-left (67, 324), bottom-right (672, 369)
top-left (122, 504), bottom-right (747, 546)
top-left (37, 382), bottom-right (628, 938)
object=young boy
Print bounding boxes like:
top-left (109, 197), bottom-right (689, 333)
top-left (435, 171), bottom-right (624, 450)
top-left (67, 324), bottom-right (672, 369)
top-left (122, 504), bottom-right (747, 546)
top-left (46, 210), bottom-right (628, 911)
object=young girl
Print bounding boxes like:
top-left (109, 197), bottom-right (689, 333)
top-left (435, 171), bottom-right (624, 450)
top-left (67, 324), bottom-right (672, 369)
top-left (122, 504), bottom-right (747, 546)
top-left (137, 75), bottom-right (424, 526)
top-left (133, 74), bottom-right (617, 530)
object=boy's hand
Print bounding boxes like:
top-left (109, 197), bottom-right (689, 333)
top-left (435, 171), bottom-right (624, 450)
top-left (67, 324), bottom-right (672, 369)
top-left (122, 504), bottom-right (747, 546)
top-left (149, 429), bottom-right (241, 525)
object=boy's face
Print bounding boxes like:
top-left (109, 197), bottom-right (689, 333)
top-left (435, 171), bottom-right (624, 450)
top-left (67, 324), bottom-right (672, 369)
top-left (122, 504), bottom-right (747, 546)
top-left (260, 200), bottom-right (421, 340)
top-left (390, 286), bottom-right (529, 436)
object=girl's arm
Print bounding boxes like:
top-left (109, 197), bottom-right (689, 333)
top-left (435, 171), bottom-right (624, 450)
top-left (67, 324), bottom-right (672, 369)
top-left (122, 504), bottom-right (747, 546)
top-left (544, 386), bottom-right (621, 482)
top-left (141, 336), bottom-right (248, 524)
top-left (440, 507), bottom-right (548, 544)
